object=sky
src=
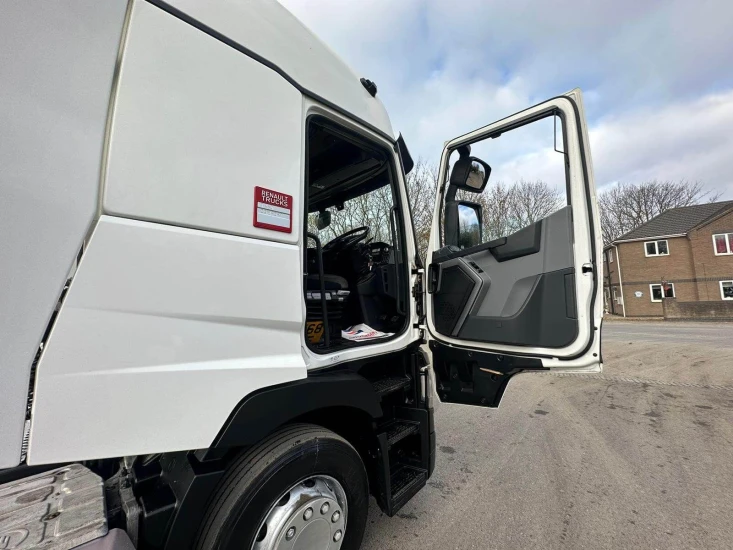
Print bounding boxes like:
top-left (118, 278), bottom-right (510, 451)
top-left (277, 0), bottom-right (733, 199)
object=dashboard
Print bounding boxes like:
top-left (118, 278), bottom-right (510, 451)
top-left (367, 241), bottom-right (392, 266)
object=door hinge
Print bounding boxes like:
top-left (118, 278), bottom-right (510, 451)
top-left (412, 268), bottom-right (426, 328)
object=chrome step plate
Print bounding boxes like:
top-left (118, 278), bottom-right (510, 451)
top-left (0, 464), bottom-right (107, 549)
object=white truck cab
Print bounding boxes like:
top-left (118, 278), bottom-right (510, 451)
top-left (0, 1), bottom-right (602, 548)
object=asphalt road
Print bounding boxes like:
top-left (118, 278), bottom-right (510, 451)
top-left (361, 321), bottom-right (733, 550)
top-left (603, 320), bottom-right (733, 347)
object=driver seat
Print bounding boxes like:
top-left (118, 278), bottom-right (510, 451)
top-left (305, 273), bottom-right (349, 291)
top-left (305, 248), bottom-right (349, 291)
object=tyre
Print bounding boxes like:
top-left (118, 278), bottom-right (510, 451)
top-left (195, 424), bottom-right (369, 550)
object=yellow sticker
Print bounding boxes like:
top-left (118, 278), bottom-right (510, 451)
top-left (306, 321), bottom-right (325, 344)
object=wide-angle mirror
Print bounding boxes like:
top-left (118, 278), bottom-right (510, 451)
top-left (449, 156), bottom-right (491, 193)
top-left (458, 202), bottom-right (482, 248)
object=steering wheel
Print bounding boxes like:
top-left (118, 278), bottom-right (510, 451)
top-left (323, 226), bottom-right (370, 255)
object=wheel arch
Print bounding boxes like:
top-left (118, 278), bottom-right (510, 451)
top-left (143, 373), bottom-right (385, 549)
top-left (201, 371), bottom-right (383, 461)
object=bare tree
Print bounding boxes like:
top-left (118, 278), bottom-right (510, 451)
top-left (411, 173), bottom-right (563, 261)
top-left (312, 169), bottom-right (721, 265)
top-left (405, 159), bottom-right (439, 261)
top-left (307, 161), bottom-right (565, 266)
top-left (306, 160), bottom-right (440, 256)
top-left (460, 179), bottom-right (564, 242)
top-left (307, 184), bottom-right (395, 245)
top-left (510, 180), bottom-right (566, 229)
top-left (599, 180), bottom-right (721, 244)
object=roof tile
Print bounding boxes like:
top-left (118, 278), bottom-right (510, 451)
top-left (615, 201), bottom-right (733, 242)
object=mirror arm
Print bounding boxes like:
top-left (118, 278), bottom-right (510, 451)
top-left (442, 187), bottom-right (459, 248)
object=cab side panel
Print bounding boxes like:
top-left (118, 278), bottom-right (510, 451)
top-left (28, 216), bottom-right (305, 464)
top-left (103, 0), bottom-right (303, 244)
top-left (0, 0), bottom-right (127, 468)
top-left (28, 1), bottom-right (307, 464)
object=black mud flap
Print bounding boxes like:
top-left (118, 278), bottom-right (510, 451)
top-left (429, 341), bottom-right (547, 407)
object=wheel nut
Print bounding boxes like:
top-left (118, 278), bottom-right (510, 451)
top-left (332, 511), bottom-right (340, 523)
top-left (320, 502), bottom-right (330, 514)
top-left (286, 527), bottom-right (296, 540)
top-left (333, 530), bottom-right (342, 542)
top-left (303, 508), bottom-right (313, 521)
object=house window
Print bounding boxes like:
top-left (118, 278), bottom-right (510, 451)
top-left (721, 281), bottom-right (733, 300)
top-left (613, 289), bottom-right (622, 305)
top-left (713, 233), bottom-right (733, 255)
top-left (650, 283), bottom-right (674, 302)
top-left (608, 250), bottom-right (614, 263)
top-left (644, 240), bottom-right (669, 256)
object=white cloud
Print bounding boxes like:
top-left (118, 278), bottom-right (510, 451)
top-left (590, 91), bottom-right (733, 197)
top-left (277, 0), bottom-right (733, 199)
top-left (487, 90), bottom-right (733, 198)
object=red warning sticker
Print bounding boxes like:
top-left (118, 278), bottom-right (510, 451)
top-left (253, 186), bottom-right (293, 233)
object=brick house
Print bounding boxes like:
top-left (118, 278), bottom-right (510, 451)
top-left (604, 201), bottom-right (733, 317)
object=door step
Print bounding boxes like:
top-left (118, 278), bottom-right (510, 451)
top-left (372, 376), bottom-right (411, 397)
top-left (381, 419), bottom-right (420, 447)
top-left (370, 360), bottom-right (429, 517)
top-left (375, 418), bottom-right (429, 516)
top-left (389, 465), bottom-right (427, 514)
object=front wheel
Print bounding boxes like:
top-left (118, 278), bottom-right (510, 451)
top-left (195, 424), bottom-right (369, 550)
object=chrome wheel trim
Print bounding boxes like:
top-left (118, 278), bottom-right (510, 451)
top-left (251, 475), bottom-right (347, 550)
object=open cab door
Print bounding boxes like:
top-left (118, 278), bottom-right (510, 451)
top-left (425, 89), bottom-right (603, 407)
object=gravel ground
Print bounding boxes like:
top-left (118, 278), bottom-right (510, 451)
top-left (361, 321), bottom-right (733, 550)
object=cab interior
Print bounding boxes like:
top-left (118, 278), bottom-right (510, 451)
top-left (303, 117), bottom-right (408, 352)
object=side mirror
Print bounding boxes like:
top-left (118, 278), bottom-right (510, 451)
top-left (449, 156), bottom-right (491, 193)
top-left (317, 210), bottom-right (331, 230)
top-left (445, 200), bottom-right (483, 249)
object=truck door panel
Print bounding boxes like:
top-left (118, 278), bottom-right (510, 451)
top-left (432, 207), bottom-right (577, 348)
top-left (426, 90), bottom-right (603, 408)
